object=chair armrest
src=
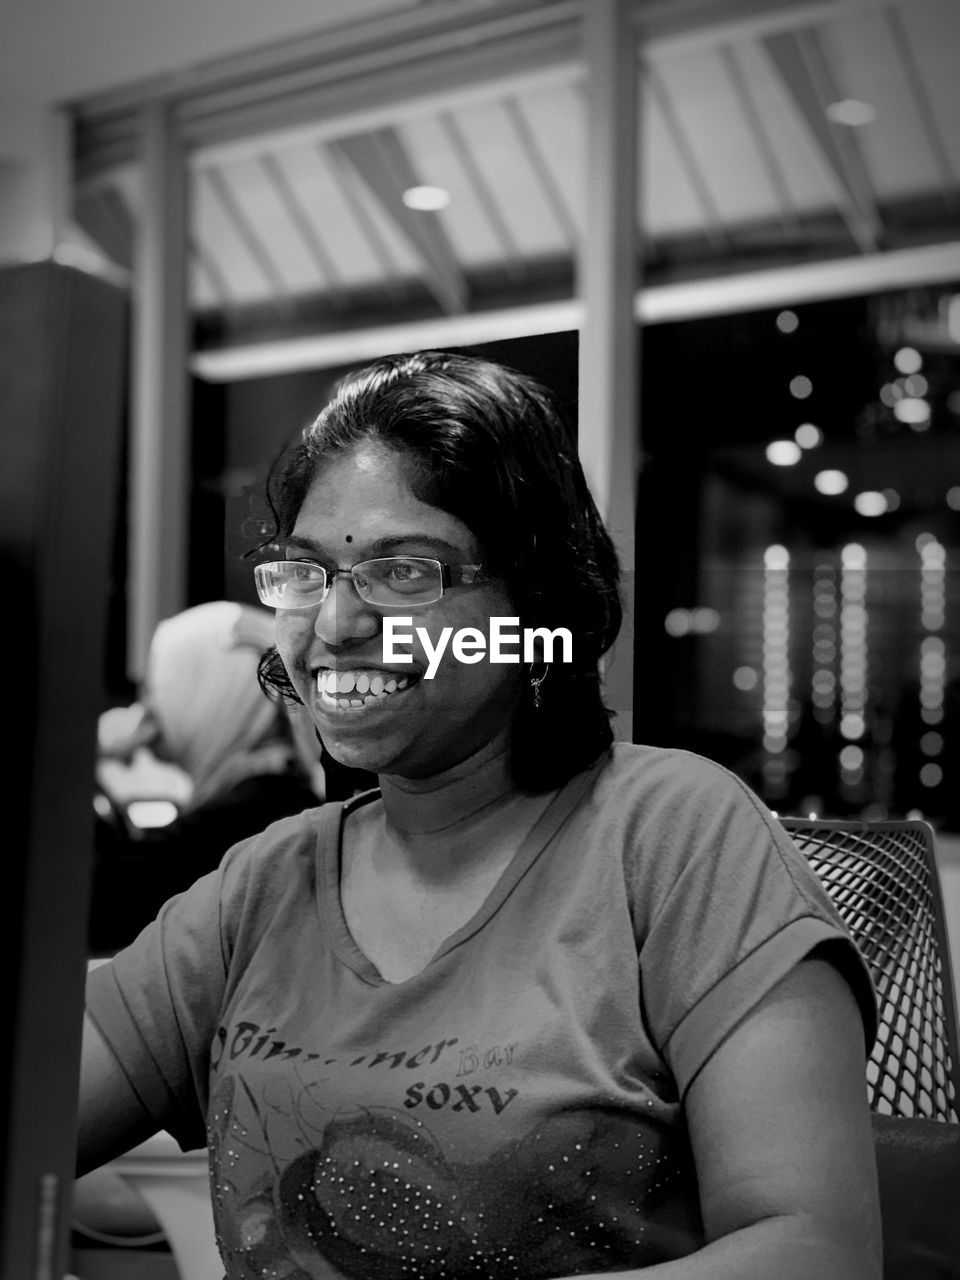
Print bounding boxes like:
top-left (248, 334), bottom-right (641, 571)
top-left (873, 1113), bottom-right (960, 1279)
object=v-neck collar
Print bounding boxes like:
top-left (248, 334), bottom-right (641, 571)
top-left (316, 761), bottom-right (604, 987)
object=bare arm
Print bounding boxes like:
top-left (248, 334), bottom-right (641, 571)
top-left (561, 956), bottom-right (882, 1279)
top-left (76, 1012), bottom-right (160, 1176)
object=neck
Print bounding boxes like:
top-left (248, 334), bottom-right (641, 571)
top-left (359, 736), bottom-right (556, 887)
top-left (377, 733), bottom-right (517, 840)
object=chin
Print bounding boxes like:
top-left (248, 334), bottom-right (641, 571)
top-left (320, 728), bottom-right (412, 777)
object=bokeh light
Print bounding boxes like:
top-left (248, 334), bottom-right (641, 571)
top-left (853, 491), bottom-right (888, 517)
top-left (794, 423), bottom-right (822, 449)
top-left (815, 470), bottom-right (848, 495)
top-left (766, 440), bottom-right (802, 466)
top-left (893, 347), bottom-right (922, 375)
top-left (733, 666), bottom-right (758, 692)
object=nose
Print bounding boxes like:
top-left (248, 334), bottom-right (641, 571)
top-left (312, 572), bottom-right (380, 647)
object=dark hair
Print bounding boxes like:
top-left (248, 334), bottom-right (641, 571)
top-left (256, 350), bottom-right (622, 791)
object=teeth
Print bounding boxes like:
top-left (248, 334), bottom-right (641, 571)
top-left (316, 670), bottom-right (412, 706)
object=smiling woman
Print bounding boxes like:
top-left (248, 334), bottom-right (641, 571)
top-left (254, 351), bottom-right (620, 789)
top-left (80, 351), bottom-right (883, 1280)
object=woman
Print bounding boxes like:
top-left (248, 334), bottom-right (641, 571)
top-left (79, 352), bottom-right (882, 1279)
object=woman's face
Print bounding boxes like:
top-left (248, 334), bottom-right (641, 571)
top-left (274, 442), bottom-right (522, 779)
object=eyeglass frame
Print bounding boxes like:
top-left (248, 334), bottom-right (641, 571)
top-left (254, 556), bottom-right (486, 610)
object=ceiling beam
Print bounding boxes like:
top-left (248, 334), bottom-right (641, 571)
top-left (884, 7), bottom-right (959, 215)
top-left (719, 44), bottom-right (802, 239)
top-left (71, 0), bottom-right (895, 179)
top-left (71, 0), bottom-right (580, 119)
top-left (438, 109), bottom-right (526, 280)
top-left (639, 0), bottom-right (892, 56)
top-left (322, 141), bottom-right (408, 305)
top-left (190, 240), bottom-right (960, 382)
top-left (330, 128), bottom-right (468, 315)
top-left (645, 66), bottom-right (728, 253)
top-left (763, 26), bottom-right (883, 253)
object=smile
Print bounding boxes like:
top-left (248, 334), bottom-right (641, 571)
top-left (316, 668), bottom-right (417, 711)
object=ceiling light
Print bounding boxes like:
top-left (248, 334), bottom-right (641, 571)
top-left (776, 310), bottom-right (799, 334)
top-left (402, 185), bottom-right (450, 211)
top-left (794, 423), bottom-right (822, 449)
top-left (947, 487), bottom-right (960, 511)
top-left (766, 440), bottom-right (802, 466)
top-left (854, 491), bottom-right (888, 517)
top-left (826, 99), bottom-right (876, 127)
top-left (789, 374), bottom-right (813, 399)
top-left (814, 470), bottom-right (848, 495)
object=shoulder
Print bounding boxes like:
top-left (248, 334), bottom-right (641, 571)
top-left (585, 743), bottom-right (823, 912)
top-left (215, 803), bottom-right (333, 920)
top-left (589, 741), bottom-right (773, 833)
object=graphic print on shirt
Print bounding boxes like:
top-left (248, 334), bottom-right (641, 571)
top-left (207, 1021), bottom-right (699, 1280)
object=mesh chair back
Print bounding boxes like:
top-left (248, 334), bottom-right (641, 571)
top-left (781, 818), bottom-right (960, 1123)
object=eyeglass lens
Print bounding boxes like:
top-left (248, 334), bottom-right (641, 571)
top-left (255, 558), bottom-right (444, 608)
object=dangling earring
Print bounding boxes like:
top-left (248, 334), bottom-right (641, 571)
top-left (529, 662), bottom-right (549, 710)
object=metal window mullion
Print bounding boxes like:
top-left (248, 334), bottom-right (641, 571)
top-left (578, 0), bottom-right (639, 744)
top-left (129, 101), bottom-right (189, 679)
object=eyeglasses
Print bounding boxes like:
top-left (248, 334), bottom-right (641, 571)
top-left (254, 557), bottom-right (485, 610)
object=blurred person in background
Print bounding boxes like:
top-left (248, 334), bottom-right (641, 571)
top-left (90, 599), bottom-right (371, 954)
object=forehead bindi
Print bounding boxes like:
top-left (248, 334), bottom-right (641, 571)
top-left (293, 445), bottom-right (477, 558)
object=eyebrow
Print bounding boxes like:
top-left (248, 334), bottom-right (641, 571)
top-left (282, 533), bottom-right (471, 561)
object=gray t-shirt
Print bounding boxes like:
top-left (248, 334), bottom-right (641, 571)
top-left (86, 743), bottom-right (876, 1279)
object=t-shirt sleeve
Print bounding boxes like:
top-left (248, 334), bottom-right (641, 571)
top-left (625, 752), bottom-right (878, 1099)
top-left (85, 847), bottom-right (251, 1151)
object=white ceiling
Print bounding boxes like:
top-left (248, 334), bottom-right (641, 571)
top-left (1, 0), bottom-right (416, 108)
top-left (63, 0), bottom-right (960, 375)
